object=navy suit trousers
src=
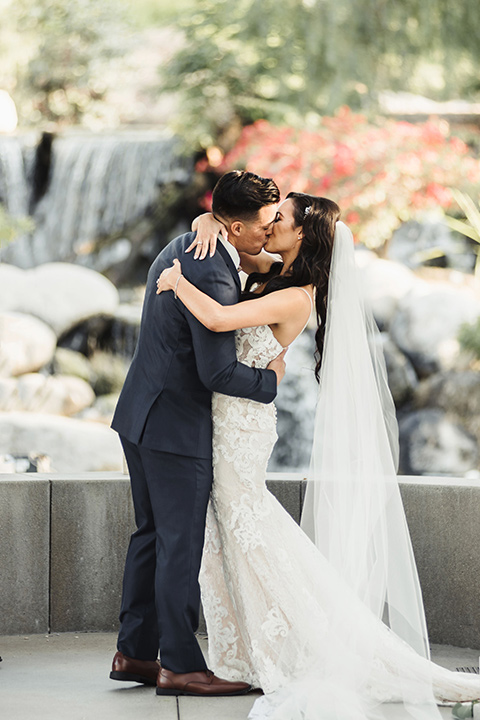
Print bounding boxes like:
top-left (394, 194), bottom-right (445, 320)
top-left (117, 436), bottom-right (212, 673)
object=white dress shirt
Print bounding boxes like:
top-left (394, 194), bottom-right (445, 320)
top-left (218, 234), bottom-right (241, 272)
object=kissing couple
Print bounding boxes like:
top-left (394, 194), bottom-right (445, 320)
top-left (110, 170), bottom-right (480, 719)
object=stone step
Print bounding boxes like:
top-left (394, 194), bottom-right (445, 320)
top-left (1, 472), bottom-right (479, 647)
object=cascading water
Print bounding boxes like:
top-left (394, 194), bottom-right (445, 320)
top-left (0, 136), bottom-right (30, 218)
top-left (268, 327), bottom-right (317, 472)
top-left (0, 131), bottom-right (191, 268)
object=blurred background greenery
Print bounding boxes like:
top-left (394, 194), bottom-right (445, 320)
top-left (1, 0), bottom-right (480, 475)
top-left (1, 0), bottom-right (480, 285)
top-left (1, 0), bottom-right (479, 144)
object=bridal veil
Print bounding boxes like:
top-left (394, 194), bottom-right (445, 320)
top-left (250, 222), bottom-right (443, 719)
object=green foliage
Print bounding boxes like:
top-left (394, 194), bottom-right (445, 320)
top-left (458, 318), bottom-right (480, 361)
top-left (161, 0), bottom-right (480, 149)
top-left (445, 190), bottom-right (480, 276)
top-left (122, 0), bottom-right (196, 28)
top-left (0, 205), bottom-right (34, 247)
top-left (9, 0), bottom-right (128, 125)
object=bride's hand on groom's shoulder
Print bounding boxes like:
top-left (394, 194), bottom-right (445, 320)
top-left (156, 259), bottom-right (182, 295)
top-left (187, 212), bottom-right (228, 260)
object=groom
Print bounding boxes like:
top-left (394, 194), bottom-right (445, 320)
top-left (110, 170), bottom-right (284, 696)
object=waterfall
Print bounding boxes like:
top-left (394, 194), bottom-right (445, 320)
top-left (0, 131), bottom-right (191, 268)
top-left (268, 327), bottom-right (318, 473)
top-left (0, 136), bottom-right (30, 218)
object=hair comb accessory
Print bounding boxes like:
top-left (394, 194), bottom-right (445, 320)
top-left (304, 205), bottom-right (312, 216)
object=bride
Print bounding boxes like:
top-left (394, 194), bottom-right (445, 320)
top-left (156, 192), bottom-right (480, 719)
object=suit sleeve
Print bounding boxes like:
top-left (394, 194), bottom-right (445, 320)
top-left (182, 257), bottom-right (277, 404)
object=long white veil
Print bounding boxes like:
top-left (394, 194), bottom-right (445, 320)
top-left (301, 221), bottom-right (429, 658)
top-left (250, 222), bottom-right (442, 720)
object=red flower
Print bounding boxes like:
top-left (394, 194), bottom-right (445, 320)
top-left (333, 145), bottom-right (356, 177)
top-left (202, 117), bottom-right (480, 249)
top-left (198, 191), bottom-right (213, 211)
top-left (346, 211), bottom-right (361, 225)
top-left (195, 157), bottom-right (210, 172)
top-left (425, 183), bottom-right (452, 206)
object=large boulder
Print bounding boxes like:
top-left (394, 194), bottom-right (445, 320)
top-left (359, 259), bottom-right (417, 329)
top-left (354, 247), bottom-right (377, 269)
top-left (52, 347), bottom-right (92, 383)
top-left (414, 370), bottom-right (480, 417)
top-left (390, 282), bottom-right (480, 377)
top-left (0, 264), bottom-right (25, 307)
top-left (388, 219), bottom-right (474, 272)
top-left (75, 392), bottom-right (119, 425)
top-left (413, 370), bottom-right (480, 449)
top-left (0, 374), bottom-right (95, 415)
top-left (0, 311), bottom-right (57, 377)
top-left (0, 262), bottom-right (119, 336)
top-left (89, 351), bottom-right (129, 396)
top-left (0, 412), bottom-right (123, 472)
top-left (376, 334), bottom-right (418, 407)
top-left (398, 409), bottom-right (478, 476)
top-left (269, 328), bottom-right (317, 472)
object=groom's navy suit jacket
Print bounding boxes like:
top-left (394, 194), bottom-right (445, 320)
top-left (111, 232), bottom-right (277, 459)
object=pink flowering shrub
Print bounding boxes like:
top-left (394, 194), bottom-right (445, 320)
top-left (201, 109), bottom-right (480, 248)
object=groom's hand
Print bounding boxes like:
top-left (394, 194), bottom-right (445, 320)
top-left (267, 347), bottom-right (288, 385)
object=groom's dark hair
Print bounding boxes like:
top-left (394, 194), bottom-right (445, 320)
top-left (212, 170), bottom-right (280, 222)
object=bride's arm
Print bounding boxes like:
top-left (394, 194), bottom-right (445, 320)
top-left (238, 250), bottom-right (280, 275)
top-left (187, 213), bottom-right (228, 260)
top-left (156, 259), bottom-right (310, 332)
top-left (187, 212), bottom-right (279, 273)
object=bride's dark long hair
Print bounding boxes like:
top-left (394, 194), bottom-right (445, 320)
top-left (243, 192), bottom-right (341, 380)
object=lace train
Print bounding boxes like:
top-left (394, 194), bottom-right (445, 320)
top-left (199, 326), bottom-right (480, 719)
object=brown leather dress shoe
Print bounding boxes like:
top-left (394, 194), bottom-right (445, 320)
top-left (156, 667), bottom-right (251, 696)
top-left (109, 650), bottom-right (160, 685)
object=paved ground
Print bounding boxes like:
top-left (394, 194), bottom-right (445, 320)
top-left (0, 633), bottom-right (478, 719)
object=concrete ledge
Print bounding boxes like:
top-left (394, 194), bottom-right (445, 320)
top-left (0, 476), bottom-right (50, 634)
top-left (0, 473), bottom-right (479, 647)
top-left (399, 480), bottom-right (480, 647)
top-left (266, 472), bottom-right (305, 523)
top-left (50, 476), bottom-right (135, 632)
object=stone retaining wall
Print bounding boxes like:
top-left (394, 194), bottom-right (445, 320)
top-left (0, 472), bottom-right (479, 648)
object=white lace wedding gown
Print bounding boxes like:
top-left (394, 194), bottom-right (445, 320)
top-left (199, 325), bottom-right (480, 719)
